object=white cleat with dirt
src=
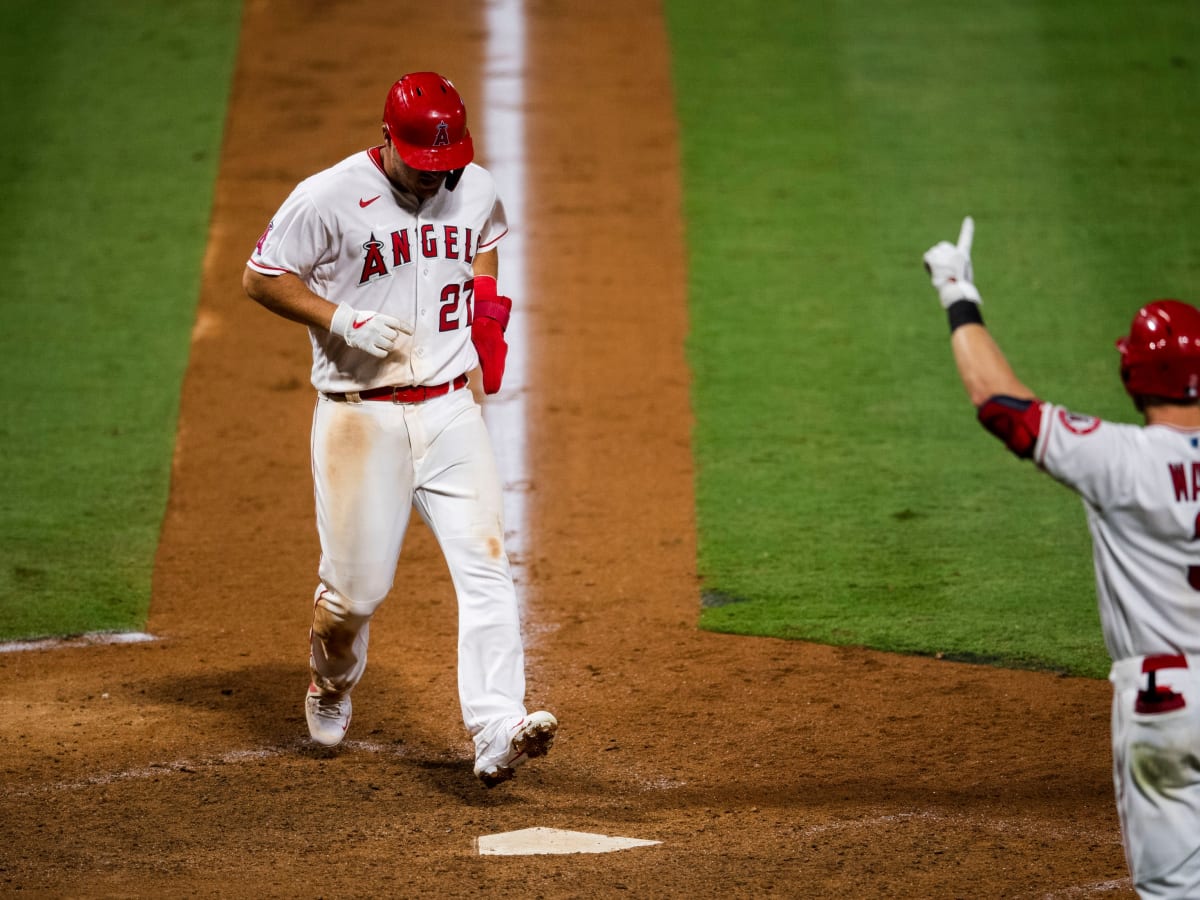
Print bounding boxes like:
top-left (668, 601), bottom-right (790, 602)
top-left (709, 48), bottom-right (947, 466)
top-left (474, 711), bottom-right (558, 788)
top-left (305, 683), bottom-right (352, 747)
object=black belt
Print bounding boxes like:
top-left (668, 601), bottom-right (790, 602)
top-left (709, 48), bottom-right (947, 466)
top-left (324, 374), bottom-right (469, 404)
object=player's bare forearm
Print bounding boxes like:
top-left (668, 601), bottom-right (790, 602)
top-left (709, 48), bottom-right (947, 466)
top-left (242, 268), bottom-right (337, 331)
top-left (950, 322), bottom-right (1035, 408)
top-left (472, 248), bottom-right (498, 281)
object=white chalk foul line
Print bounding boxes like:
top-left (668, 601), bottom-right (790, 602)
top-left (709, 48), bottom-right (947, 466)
top-left (0, 631), bottom-right (156, 653)
top-left (1041, 879), bottom-right (1133, 898)
top-left (799, 809), bottom-right (1121, 846)
top-left (15, 739), bottom-right (406, 796)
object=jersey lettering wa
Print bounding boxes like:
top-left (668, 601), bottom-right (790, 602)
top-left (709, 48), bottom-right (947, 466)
top-left (996, 400), bottom-right (1200, 661)
top-left (247, 146), bottom-right (508, 392)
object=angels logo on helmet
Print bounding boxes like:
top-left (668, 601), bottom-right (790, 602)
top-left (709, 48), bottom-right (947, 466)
top-left (382, 73), bottom-right (474, 172)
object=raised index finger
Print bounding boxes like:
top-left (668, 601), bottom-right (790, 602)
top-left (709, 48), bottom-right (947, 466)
top-left (957, 215), bottom-right (975, 256)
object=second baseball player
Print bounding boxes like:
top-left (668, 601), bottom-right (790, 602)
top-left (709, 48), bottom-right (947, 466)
top-left (924, 217), bottom-right (1200, 898)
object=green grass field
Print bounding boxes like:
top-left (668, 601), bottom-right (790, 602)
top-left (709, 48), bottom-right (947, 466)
top-left (0, 1), bottom-right (242, 638)
top-left (666, 0), bottom-right (1200, 678)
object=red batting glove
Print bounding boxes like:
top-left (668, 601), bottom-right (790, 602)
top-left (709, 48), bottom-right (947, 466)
top-left (471, 275), bottom-right (512, 395)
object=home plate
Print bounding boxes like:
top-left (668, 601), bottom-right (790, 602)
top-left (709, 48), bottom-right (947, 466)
top-left (476, 827), bottom-right (660, 856)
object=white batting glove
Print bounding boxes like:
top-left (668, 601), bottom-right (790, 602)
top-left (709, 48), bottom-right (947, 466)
top-left (329, 304), bottom-right (408, 359)
top-left (923, 216), bottom-right (982, 307)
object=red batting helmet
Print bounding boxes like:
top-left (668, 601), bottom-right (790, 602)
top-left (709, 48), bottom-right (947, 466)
top-left (1116, 299), bottom-right (1200, 401)
top-left (382, 72), bottom-right (474, 172)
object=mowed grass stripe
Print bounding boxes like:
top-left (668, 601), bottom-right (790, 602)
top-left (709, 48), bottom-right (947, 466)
top-left (0, 1), bottom-right (242, 639)
top-left (666, 0), bottom-right (1200, 677)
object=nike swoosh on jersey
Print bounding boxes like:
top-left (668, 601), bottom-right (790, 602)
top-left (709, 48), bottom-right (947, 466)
top-left (359, 195), bottom-right (381, 208)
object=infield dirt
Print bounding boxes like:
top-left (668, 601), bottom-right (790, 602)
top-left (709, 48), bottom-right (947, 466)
top-left (0, 2), bottom-right (1131, 897)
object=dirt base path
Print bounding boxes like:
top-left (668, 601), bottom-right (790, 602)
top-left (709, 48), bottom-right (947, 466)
top-left (1, 2), bottom-right (1131, 896)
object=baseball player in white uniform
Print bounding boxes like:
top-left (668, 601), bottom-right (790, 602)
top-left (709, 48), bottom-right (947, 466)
top-left (924, 217), bottom-right (1200, 898)
top-left (242, 72), bottom-right (556, 787)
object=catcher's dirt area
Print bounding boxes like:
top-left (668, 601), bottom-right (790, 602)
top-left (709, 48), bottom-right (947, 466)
top-left (2, 3), bottom-right (1132, 897)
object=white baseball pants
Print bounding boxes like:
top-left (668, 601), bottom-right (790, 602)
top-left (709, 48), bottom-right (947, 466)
top-left (307, 386), bottom-right (527, 740)
top-left (1110, 654), bottom-right (1200, 898)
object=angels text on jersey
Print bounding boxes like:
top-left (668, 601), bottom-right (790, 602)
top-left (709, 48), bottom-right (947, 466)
top-left (358, 224), bottom-right (477, 285)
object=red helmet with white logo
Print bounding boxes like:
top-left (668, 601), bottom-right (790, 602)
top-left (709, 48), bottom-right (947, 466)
top-left (1117, 299), bottom-right (1200, 401)
top-left (382, 72), bottom-right (474, 172)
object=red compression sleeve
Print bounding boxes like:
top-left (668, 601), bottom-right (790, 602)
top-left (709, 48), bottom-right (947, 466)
top-left (977, 395), bottom-right (1043, 459)
top-left (473, 275), bottom-right (510, 331)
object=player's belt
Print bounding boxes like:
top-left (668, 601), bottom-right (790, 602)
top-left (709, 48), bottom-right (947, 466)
top-left (324, 373), bottom-right (469, 404)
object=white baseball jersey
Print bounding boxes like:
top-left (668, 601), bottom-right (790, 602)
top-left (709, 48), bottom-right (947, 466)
top-left (247, 146), bottom-right (507, 392)
top-left (1032, 403), bottom-right (1200, 661)
top-left (1022, 400), bottom-right (1200, 895)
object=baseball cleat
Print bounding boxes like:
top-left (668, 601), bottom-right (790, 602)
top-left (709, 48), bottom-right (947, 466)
top-left (304, 683), bottom-right (352, 747)
top-left (474, 710), bottom-right (558, 788)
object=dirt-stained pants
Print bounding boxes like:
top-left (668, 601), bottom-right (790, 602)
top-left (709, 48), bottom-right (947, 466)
top-left (307, 386), bottom-right (527, 741)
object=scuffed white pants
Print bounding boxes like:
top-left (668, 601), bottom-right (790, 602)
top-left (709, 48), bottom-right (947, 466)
top-left (307, 386), bottom-right (527, 740)
top-left (1110, 654), bottom-right (1200, 899)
